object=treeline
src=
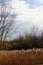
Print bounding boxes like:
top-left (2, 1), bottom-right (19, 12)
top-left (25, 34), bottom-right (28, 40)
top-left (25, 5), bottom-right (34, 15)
top-left (11, 33), bottom-right (43, 50)
top-left (0, 32), bottom-right (43, 50)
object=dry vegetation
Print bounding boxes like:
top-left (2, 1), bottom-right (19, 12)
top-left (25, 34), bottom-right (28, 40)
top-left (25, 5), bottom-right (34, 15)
top-left (0, 49), bottom-right (43, 65)
top-left (0, 33), bottom-right (43, 50)
top-left (0, 1), bottom-right (43, 65)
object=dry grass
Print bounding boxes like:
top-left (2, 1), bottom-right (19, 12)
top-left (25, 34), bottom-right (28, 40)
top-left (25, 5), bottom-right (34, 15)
top-left (0, 49), bottom-right (43, 65)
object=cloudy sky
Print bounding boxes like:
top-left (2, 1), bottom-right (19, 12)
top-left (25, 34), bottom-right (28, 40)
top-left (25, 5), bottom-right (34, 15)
top-left (7, 0), bottom-right (43, 30)
top-left (1, 0), bottom-right (43, 29)
top-left (0, 0), bottom-right (43, 39)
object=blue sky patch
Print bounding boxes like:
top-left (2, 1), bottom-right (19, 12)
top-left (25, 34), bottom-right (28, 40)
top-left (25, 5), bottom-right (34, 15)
top-left (22, 0), bottom-right (43, 8)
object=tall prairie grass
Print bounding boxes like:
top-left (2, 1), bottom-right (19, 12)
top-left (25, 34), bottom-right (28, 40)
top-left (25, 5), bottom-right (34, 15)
top-left (0, 50), bottom-right (43, 65)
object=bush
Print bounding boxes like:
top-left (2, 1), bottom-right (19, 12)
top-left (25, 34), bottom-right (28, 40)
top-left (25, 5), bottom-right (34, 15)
top-left (0, 41), bottom-right (12, 50)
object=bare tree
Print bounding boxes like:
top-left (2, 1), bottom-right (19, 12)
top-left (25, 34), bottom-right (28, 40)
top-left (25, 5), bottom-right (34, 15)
top-left (0, 0), bottom-right (17, 41)
top-left (31, 25), bottom-right (38, 37)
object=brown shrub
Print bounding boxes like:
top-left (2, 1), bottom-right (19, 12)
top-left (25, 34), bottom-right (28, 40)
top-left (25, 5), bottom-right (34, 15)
top-left (0, 41), bottom-right (12, 50)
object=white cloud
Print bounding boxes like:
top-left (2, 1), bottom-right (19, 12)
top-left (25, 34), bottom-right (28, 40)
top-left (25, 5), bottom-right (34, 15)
top-left (38, 0), bottom-right (43, 3)
top-left (9, 0), bottom-right (43, 30)
top-left (34, 0), bottom-right (43, 4)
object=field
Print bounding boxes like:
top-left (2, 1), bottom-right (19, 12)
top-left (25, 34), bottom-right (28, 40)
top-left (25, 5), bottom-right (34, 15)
top-left (0, 49), bottom-right (43, 65)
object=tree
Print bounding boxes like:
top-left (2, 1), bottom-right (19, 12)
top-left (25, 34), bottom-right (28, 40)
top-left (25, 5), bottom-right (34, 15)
top-left (0, 0), bottom-right (17, 41)
top-left (30, 25), bottom-right (38, 37)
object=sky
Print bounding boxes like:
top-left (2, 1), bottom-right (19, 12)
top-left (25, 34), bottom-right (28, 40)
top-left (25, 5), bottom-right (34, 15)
top-left (9, 0), bottom-right (43, 28)
top-left (10, 0), bottom-right (43, 32)
top-left (0, 0), bottom-right (43, 40)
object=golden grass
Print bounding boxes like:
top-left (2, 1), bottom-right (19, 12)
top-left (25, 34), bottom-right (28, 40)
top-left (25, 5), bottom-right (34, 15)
top-left (0, 49), bottom-right (43, 65)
